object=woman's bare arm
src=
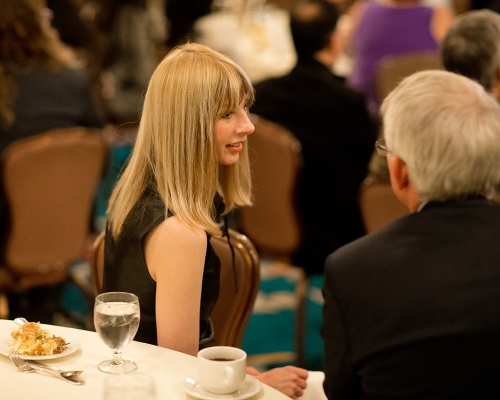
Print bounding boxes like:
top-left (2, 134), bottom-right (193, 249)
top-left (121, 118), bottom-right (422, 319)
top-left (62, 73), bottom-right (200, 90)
top-left (430, 6), bottom-right (455, 42)
top-left (144, 216), bottom-right (207, 356)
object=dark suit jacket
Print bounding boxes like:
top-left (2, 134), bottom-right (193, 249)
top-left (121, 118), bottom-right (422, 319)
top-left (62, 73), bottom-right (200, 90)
top-left (252, 58), bottom-right (377, 275)
top-left (321, 197), bottom-right (500, 399)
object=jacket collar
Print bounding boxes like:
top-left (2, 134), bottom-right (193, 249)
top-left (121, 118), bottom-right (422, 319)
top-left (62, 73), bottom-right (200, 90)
top-left (420, 195), bottom-right (493, 212)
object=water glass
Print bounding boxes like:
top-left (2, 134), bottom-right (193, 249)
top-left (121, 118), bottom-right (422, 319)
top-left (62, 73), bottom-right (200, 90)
top-left (94, 292), bottom-right (140, 374)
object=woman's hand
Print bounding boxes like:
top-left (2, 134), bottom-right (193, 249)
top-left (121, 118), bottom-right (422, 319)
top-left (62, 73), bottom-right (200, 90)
top-left (247, 366), bottom-right (309, 399)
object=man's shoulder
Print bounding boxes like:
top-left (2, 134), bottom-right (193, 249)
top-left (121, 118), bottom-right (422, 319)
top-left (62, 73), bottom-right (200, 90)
top-left (253, 74), bottom-right (295, 95)
top-left (254, 67), bottom-right (366, 106)
top-left (325, 216), bottom-right (409, 272)
top-left (325, 200), bottom-right (500, 276)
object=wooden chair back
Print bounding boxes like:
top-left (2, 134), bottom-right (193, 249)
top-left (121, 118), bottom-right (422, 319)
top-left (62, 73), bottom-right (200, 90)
top-left (237, 115), bottom-right (303, 262)
top-left (91, 231), bottom-right (105, 296)
top-left (1, 127), bottom-right (106, 290)
top-left (210, 229), bottom-right (260, 347)
top-left (359, 177), bottom-right (409, 233)
top-left (375, 51), bottom-right (442, 102)
top-left (90, 228), bottom-right (260, 349)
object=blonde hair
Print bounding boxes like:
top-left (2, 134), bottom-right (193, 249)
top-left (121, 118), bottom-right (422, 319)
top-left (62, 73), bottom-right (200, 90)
top-left (107, 43), bottom-right (254, 238)
top-left (381, 70), bottom-right (500, 202)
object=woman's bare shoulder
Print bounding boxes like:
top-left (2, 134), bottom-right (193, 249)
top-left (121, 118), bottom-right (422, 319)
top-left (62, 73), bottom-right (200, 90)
top-left (143, 216), bottom-right (207, 281)
top-left (346, 0), bottom-right (371, 24)
top-left (343, 0), bottom-right (371, 50)
top-left (155, 216), bottom-right (206, 242)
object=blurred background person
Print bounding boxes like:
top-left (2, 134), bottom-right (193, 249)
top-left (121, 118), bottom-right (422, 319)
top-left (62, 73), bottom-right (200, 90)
top-left (0, 0), bottom-right (104, 324)
top-left (165, 0), bottom-right (213, 49)
top-left (0, 0), bottom-right (104, 153)
top-left (251, 0), bottom-right (377, 276)
top-left (441, 9), bottom-right (500, 100)
top-left (344, 0), bottom-right (454, 116)
top-left (98, 0), bottom-right (167, 125)
top-left (322, 70), bottom-right (500, 399)
top-left (441, 9), bottom-right (500, 204)
top-left (46, 0), bottom-right (107, 98)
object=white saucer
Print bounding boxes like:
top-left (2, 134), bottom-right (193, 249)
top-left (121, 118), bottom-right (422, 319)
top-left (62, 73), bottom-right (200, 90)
top-left (183, 375), bottom-right (262, 400)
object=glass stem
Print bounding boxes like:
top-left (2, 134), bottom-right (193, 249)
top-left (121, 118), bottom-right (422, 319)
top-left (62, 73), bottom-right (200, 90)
top-left (111, 350), bottom-right (124, 366)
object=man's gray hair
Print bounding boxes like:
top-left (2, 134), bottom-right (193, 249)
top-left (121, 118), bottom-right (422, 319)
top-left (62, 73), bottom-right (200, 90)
top-left (381, 70), bottom-right (500, 202)
top-left (441, 9), bottom-right (500, 91)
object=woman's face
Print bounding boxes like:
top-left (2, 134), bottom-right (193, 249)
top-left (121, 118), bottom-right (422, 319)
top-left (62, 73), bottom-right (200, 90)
top-left (213, 97), bottom-right (254, 165)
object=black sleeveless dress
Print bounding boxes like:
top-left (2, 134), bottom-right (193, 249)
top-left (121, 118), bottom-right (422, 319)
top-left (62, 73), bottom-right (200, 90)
top-left (103, 186), bottom-right (220, 347)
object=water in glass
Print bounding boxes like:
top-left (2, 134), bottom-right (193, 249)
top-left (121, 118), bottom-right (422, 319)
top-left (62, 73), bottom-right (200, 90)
top-left (94, 292), bottom-right (140, 374)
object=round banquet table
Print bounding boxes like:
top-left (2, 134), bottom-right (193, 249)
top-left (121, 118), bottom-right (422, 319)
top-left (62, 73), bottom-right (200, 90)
top-left (0, 319), bottom-right (290, 400)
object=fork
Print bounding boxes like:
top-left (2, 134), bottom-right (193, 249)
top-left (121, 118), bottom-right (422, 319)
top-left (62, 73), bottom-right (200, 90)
top-left (8, 351), bottom-right (84, 385)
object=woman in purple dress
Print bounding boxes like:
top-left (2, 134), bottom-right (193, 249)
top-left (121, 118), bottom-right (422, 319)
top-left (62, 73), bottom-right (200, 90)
top-left (345, 0), bottom-right (454, 116)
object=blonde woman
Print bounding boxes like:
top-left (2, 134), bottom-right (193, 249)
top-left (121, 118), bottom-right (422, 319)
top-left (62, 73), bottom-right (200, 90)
top-left (103, 43), bottom-right (308, 398)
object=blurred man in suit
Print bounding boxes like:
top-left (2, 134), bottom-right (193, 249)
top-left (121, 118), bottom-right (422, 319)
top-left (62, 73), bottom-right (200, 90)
top-left (251, 0), bottom-right (377, 276)
top-left (321, 70), bottom-right (500, 399)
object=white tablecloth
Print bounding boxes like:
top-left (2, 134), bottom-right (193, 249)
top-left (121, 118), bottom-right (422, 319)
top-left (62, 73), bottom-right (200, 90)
top-left (0, 319), bottom-right (289, 400)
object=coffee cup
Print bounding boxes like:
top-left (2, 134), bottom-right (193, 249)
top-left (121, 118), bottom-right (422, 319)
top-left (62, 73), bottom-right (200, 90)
top-left (197, 346), bottom-right (247, 394)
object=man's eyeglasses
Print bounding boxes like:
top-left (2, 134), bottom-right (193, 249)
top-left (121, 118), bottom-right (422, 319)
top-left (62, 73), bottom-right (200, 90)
top-left (375, 139), bottom-right (389, 157)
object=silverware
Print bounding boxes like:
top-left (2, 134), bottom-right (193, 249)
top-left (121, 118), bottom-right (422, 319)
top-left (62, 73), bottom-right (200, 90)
top-left (8, 351), bottom-right (84, 385)
top-left (13, 317), bottom-right (28, 326)
top-left (27, 360), bottom-right (84, 378)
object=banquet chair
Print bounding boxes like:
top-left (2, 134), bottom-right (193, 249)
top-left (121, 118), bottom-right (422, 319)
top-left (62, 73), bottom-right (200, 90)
top-left (359, 176), bottom-right (409, 233)
top-left (210, 229), bottom-right (260, 348)
top-left (90, 228), bottom-right (260, 349)
top-left (236, 115), bottom-right (307, 367)
top-left (90, 231), bottom-right (105, 296)
top-left (0, 127), bottom-right (107, 316)
top-left (237, 115), bottom-right (304, 263)
top-left (375, 51), bottom-right (442, 102)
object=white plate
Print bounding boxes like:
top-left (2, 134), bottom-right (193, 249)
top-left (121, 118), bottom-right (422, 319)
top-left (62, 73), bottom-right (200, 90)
top-left (0, 332), bottom-right (80, 360)
top-left (183, 375), bottom-right (262, 400)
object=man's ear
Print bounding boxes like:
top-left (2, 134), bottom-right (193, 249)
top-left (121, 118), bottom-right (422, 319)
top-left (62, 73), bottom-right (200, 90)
top-left (389, 156), bottom-right (408, 191)
top-left (388, 156), bottom-right (421, 212)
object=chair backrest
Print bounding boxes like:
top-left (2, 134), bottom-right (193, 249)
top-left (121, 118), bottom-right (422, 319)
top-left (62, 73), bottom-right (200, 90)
top-left (375, 51), bottom-right (442, 102)
top-left (91, 231), bottom-right (105, 296)
top-left (359, 177), bottom-right (409, 233)
top-left (90, 228), bottom-right (260, 348)
top-left (1, 127), bottom-right (106, 287)
top-left (210, 229), bottom-right (260, 348)
top-left (237, 115), bottom-right (303, 262)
